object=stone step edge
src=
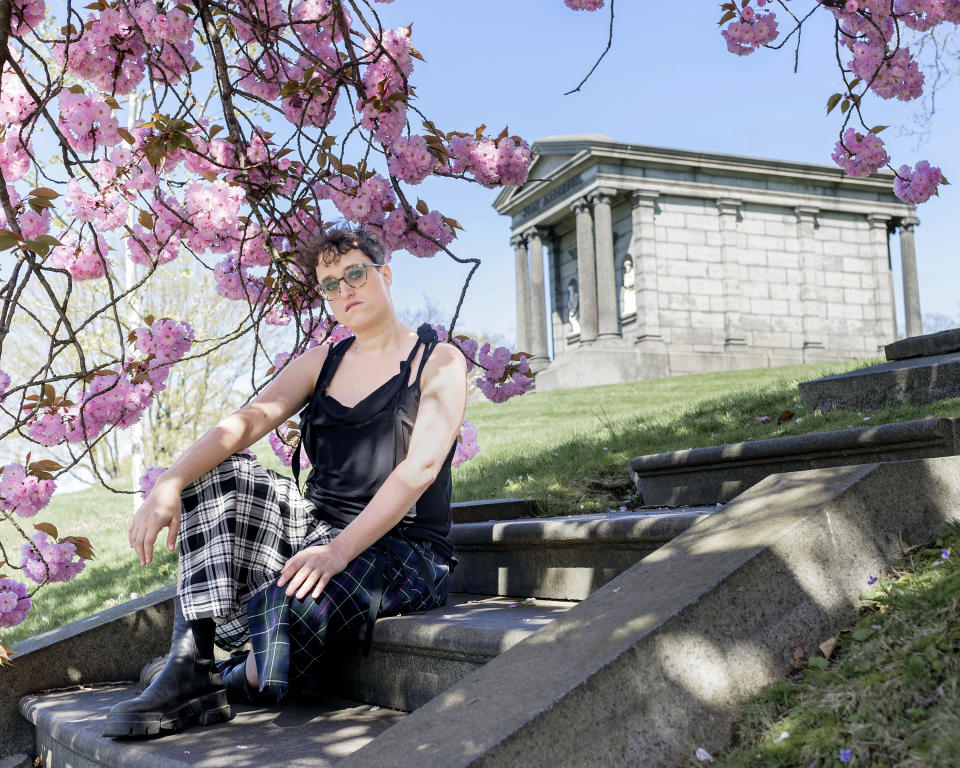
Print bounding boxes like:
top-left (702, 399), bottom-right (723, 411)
top-left (628, 416), bottom-right (958, 474)
top-left (451, 508), bottom-right (714, 546)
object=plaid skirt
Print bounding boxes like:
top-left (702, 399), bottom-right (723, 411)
top-left (177, 453), bottom-right (451, 698)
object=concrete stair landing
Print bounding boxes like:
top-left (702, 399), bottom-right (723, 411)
top-left (13, 508), bottom-right (706, 766)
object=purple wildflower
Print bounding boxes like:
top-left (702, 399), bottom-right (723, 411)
top-left (867, 575), bottom-right (878, 586)
top-left (839, 748), bottom-right (852, 763)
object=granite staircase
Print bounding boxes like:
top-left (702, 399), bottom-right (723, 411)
top-left (13, 505), bottom-right (713, 768)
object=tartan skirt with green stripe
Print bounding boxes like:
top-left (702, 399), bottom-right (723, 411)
top-left (246, 533), bottom-right (451, 703)
top-left (177, 453), bottom-right (452, 699)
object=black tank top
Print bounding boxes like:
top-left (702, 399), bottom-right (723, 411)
top-left (291, 322), bottom-right (457, 563)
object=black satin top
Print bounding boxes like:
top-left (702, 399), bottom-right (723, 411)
top-left (292, 322), bottom-right (457, 563)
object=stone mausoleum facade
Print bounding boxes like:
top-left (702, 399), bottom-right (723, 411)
top-left (493, 135), bottom-right (923, 392)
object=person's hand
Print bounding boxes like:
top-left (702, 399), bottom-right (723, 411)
top-left (277, 541), bottom-right (350, 601)
top-left (129, 479), bottom-right (183, 566)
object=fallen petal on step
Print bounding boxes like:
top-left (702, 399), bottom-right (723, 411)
top-left (696, 747), bottom-right (714, 763)
top-left (774, 731), bottom-right (789, 743)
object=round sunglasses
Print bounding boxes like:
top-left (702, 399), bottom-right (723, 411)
top-left (317, 262), bottom-right (383, 301)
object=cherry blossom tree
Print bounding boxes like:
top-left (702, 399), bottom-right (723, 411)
top-left (0, 0), bottom-right (537, 642)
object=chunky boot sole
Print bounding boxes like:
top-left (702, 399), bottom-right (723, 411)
top-left (102, 689), bottom-right (234, 738)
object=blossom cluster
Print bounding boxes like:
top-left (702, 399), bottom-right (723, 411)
top-left (0, 185), bottom-right (50, 240)
top-left (564, 0), bottom-right (605, 9)
top-left (452, 418), bottom-right (480, 468)
top-left (894, 160), bottom-right (945, 203)
top-left (0, 463), bottom-right (55, 518)
top-left (26, 320), bottom-right (192, 446)
top-left (0, 369), bottom-right (10, 400)
top-left (358, 26), bottom-right (414, 144)
top-left (0, 131), bottom-right (31, 183)
top-left (831, 128), bottom-right (890, 177)
top-left (139, 466), bottom-right (167, 496)
top-left (269, 422), bottom-right (312, 469)
top-left (435, 324), bottom-right (535, 404)
top-left (0, 578), bottom-right (31, 628)
top-left (53, 1), bottom-right (195, 94)
top-left (50, 231), bottom-right (111, 281)
top-left (444, 136), bottom-right (531, 188)
top-left (57, 90), bottom-right (122, 154)
top-left (21, 530), bottom-right (86, 584)
top-left (720, 2), bottom-right (779, 56)
top-left (134, 317), bottom-right (193, 364)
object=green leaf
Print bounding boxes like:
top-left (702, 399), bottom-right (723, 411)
top-left (840, 100), bottom-right (850, 114)
top-left (869, 125), bottom-right (888, 134)
top-left (808, 656), bottom-right (830, 670)
top-left (826, 93), bottom-right (842, 114)
top-left (851, 627), bottom-right (873, 641)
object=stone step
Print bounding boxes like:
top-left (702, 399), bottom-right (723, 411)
top-left (450, 507), bottom-right (715, 600)
top-left (307, 592), bottom-right (579, 712)
top-left (19, 687), bottom-right (406, 768)
top-left (4, 507), bottom-right (703, 757)
top-left (629, 416), bottom-right (960, 506)
top-left (18, 593), bottom-right (578, 767)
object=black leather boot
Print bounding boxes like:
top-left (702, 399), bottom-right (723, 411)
top-left (103, 596), bottom-right (234, 737)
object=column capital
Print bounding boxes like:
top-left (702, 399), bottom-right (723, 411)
top-left (794, 206), bottom-right (819, 220)
top-left (632, 190), bottom-right (660, 208)
top-left (510, 233), bottom-right (526, 248)
top-left (570, 197), bottom-right (592, 215)
top-left (865, 213), bottom-right (891, 229)
top-left (523, 226), bottom-right (550, 244)
top-left (716, 198), bottom-right (742, 217)
top-left (899, 215), bottom-right (920, 230)
top-left (586, 187), bottom-right (618, 206)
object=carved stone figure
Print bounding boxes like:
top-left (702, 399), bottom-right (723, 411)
top-left (620, 255), bottom-right (636, 317)
top-left (565, 278), bottom-right (580, 336)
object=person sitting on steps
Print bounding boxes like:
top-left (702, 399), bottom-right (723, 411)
top-left (102, 225), bottom-right (467, 737)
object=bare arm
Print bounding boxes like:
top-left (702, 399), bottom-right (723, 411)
top-left (277, 342), bottom-right (468, 600)
top-left (129, 343), bottom-right (329, 566)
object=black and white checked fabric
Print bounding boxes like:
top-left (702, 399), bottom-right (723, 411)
top-left (177, 453), bottom-right (338, 651)
top-left (246, 532), bottom-right (450, 702)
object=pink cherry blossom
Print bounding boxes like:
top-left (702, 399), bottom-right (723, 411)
top-left (0, 463), bottom-right (55, 518)
top-left (21, 530), bottom-right (85, 584)
top-left (831, 128), bottom-right (890, 177)
top-left (893, 160), bottom-right (944, 203)
top-left (0, 578), bottom-right (31, 628)
top-left (139, 466), bottom-right (166, 496)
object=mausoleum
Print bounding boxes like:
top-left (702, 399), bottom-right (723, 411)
top-left (492, 135), bottom-right (922, 392)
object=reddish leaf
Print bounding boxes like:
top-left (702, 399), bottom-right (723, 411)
top-left (777, 410), bottom-right (796, 424)
top-left (34, 522), bottom-right (59, 539)
top-left (0, 642), bottom-right (16, 666)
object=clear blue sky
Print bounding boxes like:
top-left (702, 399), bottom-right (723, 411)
top-left (370, 3), bottom-right (960, 346)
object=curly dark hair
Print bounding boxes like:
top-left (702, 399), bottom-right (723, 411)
top-left (291, 224), bottom-right (387, 288)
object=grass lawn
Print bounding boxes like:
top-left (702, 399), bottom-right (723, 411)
top-left (2, 357), bottom-right (958, 646)
top-left (712, 521), bottom-right (960, 768)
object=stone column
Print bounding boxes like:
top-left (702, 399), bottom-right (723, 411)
top-left (795, 207), bottom-right (825, 355)
top-left (572, 198), bottom-right (599, 343)
top-left (899, 215), bottom-right (922, 338)
top-left (512, 233), bottom-right (531, 353)
top-left (629, 191), bottom-right (663, 346)
top-left (866, 214), bottom-right (897, 343)
top-left (716, 198), bottom-right (746, 348)
top-left (588, 188), bottom-right (620, 339)
top-left (524, 227), bottom-right (550, 371)
top-left (549, 235), bottom-right (565, 357)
